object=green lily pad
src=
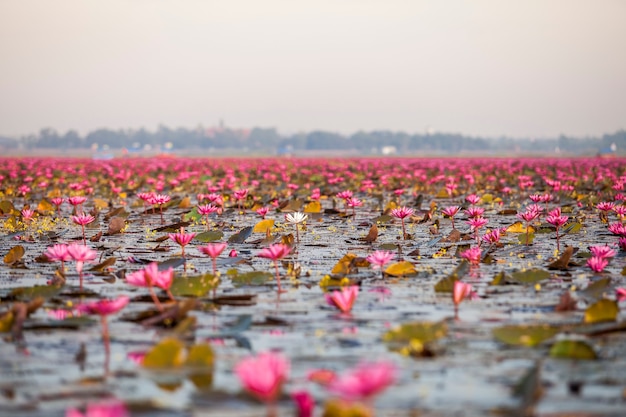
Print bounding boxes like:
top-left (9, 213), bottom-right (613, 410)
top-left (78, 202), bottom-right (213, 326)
top-left (185, 343), bottom-right (215, 368)
top-left (142, 338), bottom-right (185, 368)
top-left (9, 284), bottom-right (63, 301)
top-left (518, 233), bottom-right (535, 245)
top-left (509, 268), bottom-right (550, 285)
top-left (434, 260), bottom-right (469, 292)
top-left (229, 271), bottom-right (273, 287)
top-left (373, 214), bottom-right (393, 224)
top-left (584, 299), bottom-right (619, 324)
top-left (579, 278), bottom-right (611, 301)
top-left (195, 231), bottom-right (224, 243)
top-left (170, 273), bottom-right (219, 297)
top-left (493, 324), bottom-right (560, 347)
top-left (183, 207), bottom-right (202, 222)
top-left (228, 226), bottom-right (253, 244)
top-left (383, 321), bottom-right (448, 345)
top-left (549, 339), bottom-right (597, 360)
top-left (562, 222), bottom-right (582, 234)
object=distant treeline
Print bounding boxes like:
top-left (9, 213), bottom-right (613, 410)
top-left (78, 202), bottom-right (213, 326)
top-left (0, 125), bottom-right (624, 154)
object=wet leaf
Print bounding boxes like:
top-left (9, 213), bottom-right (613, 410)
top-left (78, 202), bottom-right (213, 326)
top-left (228, 226), bottom-right (253, 244)
top-left (185, 343), bottom-right (215, 368)
top-left (281, 199), bottom-right (303, 212)
top-left (584, 299), bottom-right (619, 324)
top-left (507, 222), bottom-right (535, 233)
top-left (373, 214), bottom-right (393, 224)
top-left (518, 233), bottom-right (535, 245)
top-left (4, 245), bottom-right (25, 265)
top-left (0, 311), bottom-right (14, 333)
top-left (142, 338), bottom-right (185, 368)
top-left (212, 294), bottom-right (257, 306)
top-left (434, 260), bottom-right (469, 292)
top-left (183, 207), bottom-right (202, 222)
top-left (493, 324), bottom-right (560, 347)
top-left (93, 198), bottom-right (109, 210)
top-left (37, 199), bottom-right (53, 214)
top-left (361, 223), bottom-right (378, 244)
top-left (490, 270), bottom-right (509, 286)
top-left (253, 219), bottom-right (275, 233)
top-left (88, 257), bottom-right (116, 273)
top-left (331, 254), bottom-right (358, 275)
top-left (303, 201), bottom-right (322, 213)
top-left (170, 273), bottom-right (219, 297)
top-left (547, 246), bottom-right (574, 270)
top-left (513, 362), bottom-right (542, 416)
top-left (281, 234), bottom-right (295, 246)
top-left (158, 257), bottom-right (186, 271)
top-left (579, 278), bottom-right (611, 301)
top-left (195, 231), bottom-right (224, 243)
top-left (0, 200), bottom-right (16, 215)
top-left (229, 271), bottom-right (273, 287)
top-left (549, 339), bottom-right (597, 360)
top-left (107, 217), bottom-right (126, 235)
top-left (441, 229), bottom-right (461, 243)
top-left (509, 268), bottom-right (550, 285)
top-left (152, 222), bottom-right (191, 233)
top-left (383, 321), bottom-right (448, 344)
top-left (562, 222), bottom-right (582, 234)
top-left (384, 261), bottom-right (417, 277)
top-left (9, 284), bottom-right (63, 301)
top-left (178, 197), bottom-right (191, 209)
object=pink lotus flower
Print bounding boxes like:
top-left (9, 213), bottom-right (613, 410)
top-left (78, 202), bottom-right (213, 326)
top-left (390, 206), bottom-right (414, 240)
top-left (608, 222), bottom-right (626, 236)
top-left (66, 401), bottom-right (129, 417)
top-left (149, 193), bottom-right (171, 223)
top-left (72, 213), bottom-right (96, 245)
top-left (466, 216), bottom-right (488, 244)
top-left (616, 287), bottom-right (626, 302)
top-left (77, 296), bottom-right (130, 316)
top-left (255, 206), bottom-right (270, 219)
top-left (482, 229), bottom-right (501, 245)
top-left (465, 194), bottom-right (480, 205)
top-left (126, 262), bottom-right (174, 310)
top-left (596, 201), bottom-right (616, 212)
top-left (327, 361), bottom-right (396, 401)
top-left (325, 286), bottom-right (358, 314)
top-left (258, 243), bottom-right (292, 292)
top-left (45, 243), bottom-right (71, 270)
top-left (21, 208), bottom-right (35, 223)
top-left (67, 244), bottom-right (97, 290)
top-left (464, 206), bottom-right (485, 218)
top-left (546, 209), bottom-right (569, 252)
top-left (233, 188), bottom-right (248, 212)
top-left (366, 250), bottom-right (395, 276)
top-left (336, 190), bottom-right (353, 200)
top-left (587, 256), bottom-right (609, 273)
top-left (460, 246), bottom-right (482, 266)
top-left (199, 242), bottom-right (228, 275)
top-left (68, 196), bottom-right (87, 212)
top-left (197, 204), bottom-right (219, 230)
top-left (168, 228), bottom-right (196, 258)
top-left (235, 351), bottom-right (290, 403)
top-left (453, 280), bottom-right (474, 318)
top-left (441, 205), bottom-right (460, 229)
top-left (619, 237), bottom-right (626, 251)
top-left (589, 245), bottom-right (616, 259)
top-left (346, 197), bottom-right (363, 217)
top-left (517, 209), bottom-right (539, 246)
top-left (292, 390), bottom-right (315, 417)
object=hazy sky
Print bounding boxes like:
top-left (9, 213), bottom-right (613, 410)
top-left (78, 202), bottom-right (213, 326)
top-left (1, 0), bottom-right (625, 138)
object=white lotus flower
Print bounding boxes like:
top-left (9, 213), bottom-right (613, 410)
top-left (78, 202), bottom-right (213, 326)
top-left (285, 212), bottom-right (308, 224)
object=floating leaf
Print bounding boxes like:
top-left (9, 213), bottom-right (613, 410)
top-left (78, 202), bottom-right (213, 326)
top-left (170, 273), bottom-right (219, 297)
top-left (158, 257), bottom-right (185, 271)
top-left (373, 214), bottom-right (393, 224)
top-left (37, 199), bottom-right (53, 214)
top-left (584, 299), bottom-right (619, 324)
top-left (152, 222), bottom-right (191, 233)
top-left (183, 207), bottom-right (202, 222)
top-left (434, 260), bottom-right (469, 292)
top-left (107, 217), bottom-right (126, 235)
top-left (303, 201), bottom-right (322, 213)
top-left (9, 285), bottom-right (63, 301)
top-left (281, 199), bottom-right (303, 212)
top-left (384, 261), bottom-right (417, 277)
top-left (228, 226), bottom-right (253, 244)
top-left (480, 193), bottom-right (493, 204)
top-left (0, 311), bottom-right (14, 333)
top-left (195, 231), bottom-right (224, 243)
top-left (88, 257), bottom-right (116, 273)
top-left (518, 233), bottom-right (535, 245)
top-left (490, 270), bottom-right (508, 286)
top-left (493, 324), bottom-right (560, 347)
top-left (185, 343), bottom-right (215, 368)
top-left (230, 271), bottom-right (273, 287)
top-left (507, 222), bottom-right (535, 234)
top-left (383, 321), bottom-right (448, 345)
top-left (361, 223), bottom-right (378, 244)
top-left (253, 219), bottom-right (275, 233)
top-left (549, 340), bottom-right (597, 360)
top-left (92, 198), bottom-right (109, 210)
top-left (142, 338), bottom-right (185, 368)
top-left (331, 254), bottom-right (358, 275)
top-left (178, 197), bottom-right (191, 209)
top-left (509, 268), bottom-right (550, 285)
top-left (547, 246), bottom-right (574, 270)
top-left (562, 222), bottom-right (582, 234)
top-left (0, 200), bottom-right (16, 215)
top-left (212, 294), bottom-right (257, 306)
top-left (4, 245), bottom-right (25, 265)
top-left (579, 278), bottom-right (611, 301)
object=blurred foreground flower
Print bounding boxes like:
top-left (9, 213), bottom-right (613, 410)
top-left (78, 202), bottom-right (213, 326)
top-left (66, 401), bottom-right (128, 417)
top-left (325, 286), bottom-right (358, 314)
top-left (235, 351), bottom-right (290, 416)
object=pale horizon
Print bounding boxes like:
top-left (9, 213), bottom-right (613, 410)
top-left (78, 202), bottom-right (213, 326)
top-left (1, 0), bottom-right (625, 139)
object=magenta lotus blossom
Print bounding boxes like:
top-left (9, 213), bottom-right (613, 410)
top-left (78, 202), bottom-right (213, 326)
top-left (327, 361), bottom-right (396, 402)
top-left (292, 390), bottom-right (314, 417)
top-left (616, 288), bottom-right (626, 302)
top-left (258, 243), bottom-right (292, 292)
top-left (589, 245), bottom-right (616, 259)
top-left (546, 207), bottom-right (569, 251)
top-left (67, 244), bottom-right (97, 290)
top-left (72, 213), bottom-right (96, 245)
top-left (608, 222), bottom-right (626, 236)
top-left (464, 206), bottom-right (485, 219)
top-left (366, 250), bottom-right (395, 278)
top-left (45, 243), bottom-right (71, 270)
top-left (613, 205), bottom-right (626, 220)
top-left (68, 196), bottom-right (87, 213)
top-left (325, 286), bottom-right (359, 314)
top-left (125, 262), bottom-right (174, 310)
top-left (198, 204), bottom-right (219, 230)
top-left (346, 197), bottom-right (363, 217)
top-left (466, 216), bottom-right (488, 244)
top-left (517, 208), bottom-right (539, 246)
top-left (233, 188), bottom-right (249, 212)
top-left (465, 194), bottom-right (480, 205)
top-left (453, 280), bottom-right (474, 318)
top-left (149, 193), bottom-right (171, 223)
top-left (66, 401), bottom-right (129, 417)
top-left (168, 228), bottom-right (196, 258)
top-left (336, 190), bottom-right (353, 213)
top-left (596, 201), bottom-right (616, 212)
top-left (442, 206), bottom-right (460, 229)
top-left (482, 229), bottom-right (501, 245)
top-left (620, 237), bottom-right (626, 251)
top-left (587, 256), bottom-right (609, 273)
top-left (199, 242), bottom-right (228, 275)
top-left (256, 206), bottom-right (270, 219)
top-left (50, 197), bottom-right (65, 215)
top-left (390, 206), bottom-right (414, 240)
top-left (76, 296), bottom-right (130, 370)
top-left (235, 351), bottom-right (290, 407)
top-left (21, 208), bottom-right (35, 223)
top-left (460, 246), bottom-right (482, 266)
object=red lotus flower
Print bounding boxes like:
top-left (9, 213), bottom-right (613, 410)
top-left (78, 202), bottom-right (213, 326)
top-left (327, 361), bottom-right (396, 402)
top-left (258, 243), bottom-right (291, 292)
top-left (72, 213), bottom-right (96, 245)
top-left (199, 242), bottom-right (228, 276)
top-left (465, 194), bottom-right (480, 205)
top-left (390, 206), bottom-right (414, 240)
top-left (589, 245), bottom-right (616, 259)
top-left (460, 246), bottom-right (482, 266)
top-left (587, 256), bottom-right (608, 273)
top-left (198, 203), bottom-right (219, 230)
top-left (168, 228), bottom-right (196, 258)
top-left (67, 244), bottom-right (97, 290)
top-left (126, 262), bottom-right (174, 310)
top-left (325, 286), bottom-right (358, 314)
top-left (441, 205), bottom-right (460, 229)
top-left (235, 352), bottom-right (290, 403)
